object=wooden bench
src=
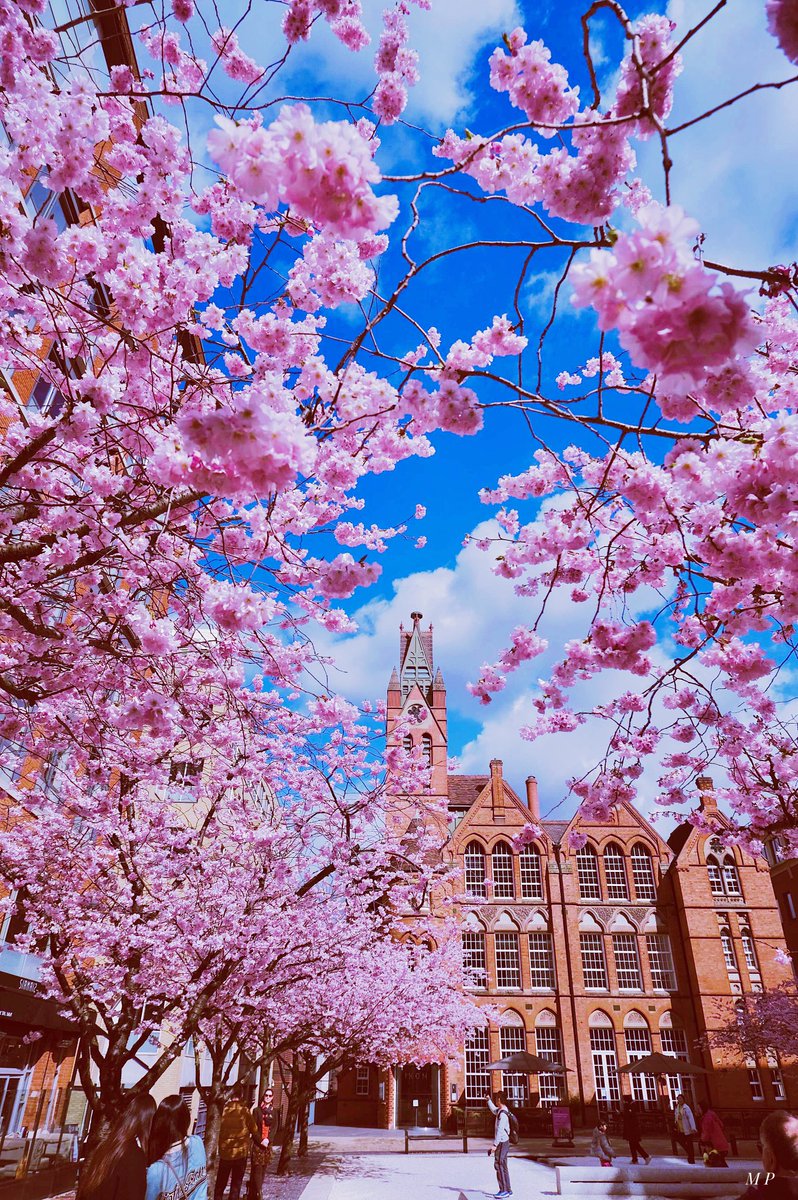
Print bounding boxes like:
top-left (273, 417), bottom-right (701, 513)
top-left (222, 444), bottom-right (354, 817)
top-left (404, 1129), bottom-right (470, 1153)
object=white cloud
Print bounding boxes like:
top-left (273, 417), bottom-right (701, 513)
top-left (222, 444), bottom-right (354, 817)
top-left (524, 267), bottom-right (576, 320)
top-left (275, 0), bottom-right (521, 128)
top-left (403, 0), bottom-right (522, 126)
top-left (316, 517), bottom-right (676, 822)
top-left (638, 0), bottom-right (798, 269)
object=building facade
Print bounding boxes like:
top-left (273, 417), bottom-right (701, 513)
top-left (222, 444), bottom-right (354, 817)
top-left (331, 613), bottom-right (798, 1132)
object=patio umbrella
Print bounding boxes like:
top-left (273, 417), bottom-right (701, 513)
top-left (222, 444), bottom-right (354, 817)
top-left (487, 1051), bottom-right (566, 1074)
top-left (618, 1052), bottom-right (709, 1076)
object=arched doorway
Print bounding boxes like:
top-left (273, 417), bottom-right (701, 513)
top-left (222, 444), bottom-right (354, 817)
top-left (396, 1064), bottom-right (440, 1128)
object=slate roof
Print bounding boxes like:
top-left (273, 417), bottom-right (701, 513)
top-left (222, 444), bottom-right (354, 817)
top-left (667, 822), bottom-right (693, 856)
top-left (447, 774), bottom-right (489, 807)
top-left (541, 820), bottom-right (569, 845)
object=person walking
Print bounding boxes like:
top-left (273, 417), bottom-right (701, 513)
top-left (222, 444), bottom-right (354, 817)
top-left (700, 1103), bottom-right (730, 1167)
top-left (215, 1087), bottom-right (258, 1200)
top-left (146, 1095), bottom-right (207, 1200)
top-left (590, 1120), bottom-right (615, 1167)
top-left (621, 1098), bottom-right (651, 1165)
top-left (247, 1088), bottom-right (274, 1200)
top-left (674, 1094), bottom-right (697, 1164)
top-left (486, 1090), bottom-right (512, 1199)
top-left (79, 1093), bottom-right (156, 1200)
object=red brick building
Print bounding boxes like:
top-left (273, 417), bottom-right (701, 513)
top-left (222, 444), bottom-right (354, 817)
top-left (332, 613), bottom-right (798, 1131)
top-left (763, 836), bottom-right (798, 978)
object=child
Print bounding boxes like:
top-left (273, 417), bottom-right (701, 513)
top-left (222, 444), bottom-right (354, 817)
top-left (591, 1121), bottom-right (615, 1167)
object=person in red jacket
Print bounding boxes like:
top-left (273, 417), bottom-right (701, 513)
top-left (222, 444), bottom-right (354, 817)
top-left (699, 1104), bottom-right (730, 1167)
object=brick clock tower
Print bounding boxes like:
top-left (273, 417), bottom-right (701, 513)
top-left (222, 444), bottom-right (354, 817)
top-left (329, 613), bottom-right (798, 1133)
top-left (384, 614), bottom-right (448, 849)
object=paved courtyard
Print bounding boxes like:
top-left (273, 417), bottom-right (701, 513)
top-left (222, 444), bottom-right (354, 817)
top-left (297, 1151), bottom-right (559, 1200)
top-left (290, 1139), bottom-right (759, 1200)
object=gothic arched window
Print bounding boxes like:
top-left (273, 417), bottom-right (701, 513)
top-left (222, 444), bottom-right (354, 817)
top-left (464, 842), bottom-right (487, 899)
top-left (492, 842), bottom-right (515, 899)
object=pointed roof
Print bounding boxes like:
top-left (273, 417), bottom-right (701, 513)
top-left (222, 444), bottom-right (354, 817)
top-left (398, 611), bottom-right (434, 701)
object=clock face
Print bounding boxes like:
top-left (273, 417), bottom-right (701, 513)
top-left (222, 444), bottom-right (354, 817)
top-left (407, 702), bottom-right (427, 723)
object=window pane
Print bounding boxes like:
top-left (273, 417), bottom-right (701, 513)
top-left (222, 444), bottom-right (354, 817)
top-left (577, 848), bottom-right (602, 900)
top-left (465, 844), bottom-right (486, 899)
top-left (580, 933), bottom-right (608, 989)
top-left (465, 1028), bottom-right (490, 1101)
top-left (723, 860), bottom-right (742, 896)
top-left (742, 932), bottom-right (758, 973)
top-left (646, 934), bottom-right (677, 990)
top-left (625, 1028), bottom-right (657, 1106)
top-left (612, 934), bottom-right (642, 989)
top-left (463, 932), bottom-right (487, 989)
top-left (707, 859), bottom-right (724, 896)
top-left (528, 932), bottom-right (555, 989)
top-left (721, 931), bottom-right (738, 974)
top-left (500, 1025), bottom-right (528, 1104)
top-left (495, 932), bottom-right (522, 989)
top-left (631, 846), bottom-right (656, 901)
top-left (535, 1027), bottom-right (564, 1104)
top-left (492, 843), bottom-right (515, 899)
top-left (590, 1028), bottom-right (620, 1106)
top-left (604, 846), bottom-right (629, 900)
top-left (661, 1028), bottom-right (694, 1106)
top-left (520, 847), bottom-right (543, 899)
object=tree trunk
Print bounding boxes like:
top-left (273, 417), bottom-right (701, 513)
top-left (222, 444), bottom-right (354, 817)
top-left (297, 1098), bottom-right (309, 1157)
top-left (203, 1097), bottom-right (225, 1196)
top-left (276, 1069), bottom-right (303, 1176)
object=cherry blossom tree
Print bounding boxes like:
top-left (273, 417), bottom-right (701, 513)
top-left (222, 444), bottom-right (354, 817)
top-left (3, 0), bottom-right (798, 1151)
top-left (4, 0), bottom-right (796, 859)
top-left (710, 981), bottom-right (798, 1061)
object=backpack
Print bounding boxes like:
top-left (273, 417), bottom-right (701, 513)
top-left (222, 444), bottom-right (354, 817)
top-left (507, 1111), bottom-right (519, 1145)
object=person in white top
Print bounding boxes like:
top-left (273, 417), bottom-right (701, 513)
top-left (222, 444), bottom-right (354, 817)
top-left (485, 1091), bottom-right (512, 1199)
top-left (674, 1095), bottom-right (697, 1165)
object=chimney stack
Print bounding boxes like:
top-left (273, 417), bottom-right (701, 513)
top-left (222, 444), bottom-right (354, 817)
top-left (525, 775), bottom-right (540, 821)
top-left (490, 759), bottom-right (505, 822)
top-left (696, 775), bottom-right (718, 811)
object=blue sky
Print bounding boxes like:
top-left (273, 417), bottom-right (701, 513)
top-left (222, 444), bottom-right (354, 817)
top-left (141, 0), bottom-right (798, 823)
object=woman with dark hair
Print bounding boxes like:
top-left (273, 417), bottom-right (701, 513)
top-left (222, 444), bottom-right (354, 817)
top-left (247, 1087), bottom-right (274, 1200)
top-left (146, 1095), bottom-right (207, 1200)
top-left (79, 1093), bottom-right (156, 1200)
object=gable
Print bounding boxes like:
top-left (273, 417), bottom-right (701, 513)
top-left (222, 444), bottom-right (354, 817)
top-left (450, 776), bottom-right (549, 851)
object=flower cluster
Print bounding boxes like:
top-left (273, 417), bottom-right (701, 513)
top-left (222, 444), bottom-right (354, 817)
top-left (571, 203), bottom-right (757, 391)
top-left (374, 6), bottom-right (420, 123)
top-left (435, 15), bottom-right (679, 226)
top-left (287, 233), bottom-right (375, 313)
top-left (767, 0), bottom-right (798, 64)
top-left (208, 106), bottom-right (398, 239)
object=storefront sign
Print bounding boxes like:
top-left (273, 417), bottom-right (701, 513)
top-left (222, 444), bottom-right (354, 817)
top-left (552, 1106), bottom-right (573, 1142)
